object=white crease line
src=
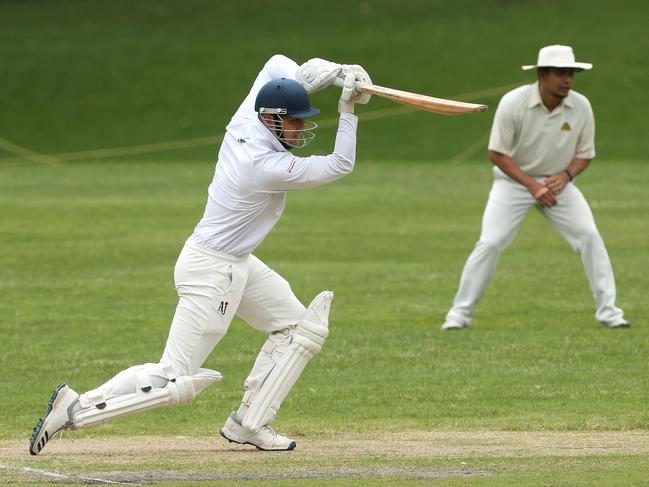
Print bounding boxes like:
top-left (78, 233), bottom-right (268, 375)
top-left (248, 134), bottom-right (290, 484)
top-left (1, 463), bottom-right (141, 485)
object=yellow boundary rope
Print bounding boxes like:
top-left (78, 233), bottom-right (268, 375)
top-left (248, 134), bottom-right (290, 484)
top-left (0, 82), bottom-right (523, 167)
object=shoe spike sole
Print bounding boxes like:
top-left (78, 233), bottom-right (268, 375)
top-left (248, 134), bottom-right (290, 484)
top-left (29, 383), bottom-right (68, 455)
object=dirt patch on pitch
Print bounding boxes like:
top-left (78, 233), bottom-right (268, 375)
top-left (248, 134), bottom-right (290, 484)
top-left (2, 430), bottom-right (649, 483)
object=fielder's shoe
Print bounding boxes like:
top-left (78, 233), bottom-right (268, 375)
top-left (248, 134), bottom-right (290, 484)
top-left (601, 319), bottom-right (631, 329)
top-left (29, 384), bottom-right (78, 455)
top-left (220, 414), bottom-right (296, 451)
top-left (441, 319), bottom-right (468, 330)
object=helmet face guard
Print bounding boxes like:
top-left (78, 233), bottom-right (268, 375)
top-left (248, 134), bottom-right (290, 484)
top-left (255, 79), bottom-right (320, 148)
top-left (258, 113), bottom-right (317, 149)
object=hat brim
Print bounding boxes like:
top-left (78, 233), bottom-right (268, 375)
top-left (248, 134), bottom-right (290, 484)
top-left (288, 107), bottom-right (320, 119)
top-left (522, 62), bottom-right (592, 71)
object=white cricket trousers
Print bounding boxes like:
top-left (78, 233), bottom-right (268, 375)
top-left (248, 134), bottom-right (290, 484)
top-left (161, 239), bottom-right (306, 375)
top-left (445, 177), bottom-right (625, 326)
top-left (91, 239), bottom-right (307, 398)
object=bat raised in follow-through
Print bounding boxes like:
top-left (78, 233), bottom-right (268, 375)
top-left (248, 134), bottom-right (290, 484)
top-left (334, 78), bottom-right (488, 115)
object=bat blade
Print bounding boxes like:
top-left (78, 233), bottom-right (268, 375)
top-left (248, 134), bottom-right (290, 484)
top-left (358, 83), bottom-right (488, 115)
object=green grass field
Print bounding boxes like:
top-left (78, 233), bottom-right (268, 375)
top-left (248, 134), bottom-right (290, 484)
top-left (1, 0), bottom-right (649, 485)
top-left (2, 160), bottom-right (648, 485)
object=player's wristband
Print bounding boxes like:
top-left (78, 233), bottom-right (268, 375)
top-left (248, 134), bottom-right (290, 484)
top-left (564, 169), bottom-right (574, 181)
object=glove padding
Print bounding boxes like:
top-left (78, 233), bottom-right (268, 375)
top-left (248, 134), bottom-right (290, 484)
top-left (339, 64), bottom-right (372, 104)
top-left (338, 73), bottom-right (358, 114)
top-left (296, 58), bottom-right (342, 94)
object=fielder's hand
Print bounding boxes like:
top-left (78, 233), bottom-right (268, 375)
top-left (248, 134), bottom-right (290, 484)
top-left (339, 64), bottom-right (372, 104)
top-left (543, 172), bottom-right (571, 195)
top-left (296, 58), bottom-right (342, 94)
top-left (530, 181), bottom-right (557, 208)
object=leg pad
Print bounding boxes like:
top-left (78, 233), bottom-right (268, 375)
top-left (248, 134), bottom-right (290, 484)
top-left (242, 291), bottom-right (332, 431)
top-left (72, 368), bottom-right (221, 429)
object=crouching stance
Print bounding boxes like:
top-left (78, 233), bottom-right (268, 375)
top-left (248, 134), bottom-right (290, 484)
top-left (30, 54), bottom-right (370, 455)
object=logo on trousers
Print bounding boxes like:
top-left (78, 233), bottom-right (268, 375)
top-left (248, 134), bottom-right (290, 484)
top-left (218, 301), bottom-right (229, 315)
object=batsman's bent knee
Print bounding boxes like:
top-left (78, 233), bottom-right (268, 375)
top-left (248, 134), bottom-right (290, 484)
top-left (242, 291), bottom-right (332, 431)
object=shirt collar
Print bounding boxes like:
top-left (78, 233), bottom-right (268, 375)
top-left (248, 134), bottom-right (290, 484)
top-left (563, 92), bottom-right (574, 108)
top-left (529, 81), bottom-right (574, 110)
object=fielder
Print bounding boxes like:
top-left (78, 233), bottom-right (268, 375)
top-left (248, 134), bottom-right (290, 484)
top-left (30, 54), bottom-right (371, 454)
top-left (441, 45), bottom-right (630, 330)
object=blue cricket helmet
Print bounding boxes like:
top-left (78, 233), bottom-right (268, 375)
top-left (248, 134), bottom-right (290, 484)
top-left (255, 78), bottom-right (320, 119)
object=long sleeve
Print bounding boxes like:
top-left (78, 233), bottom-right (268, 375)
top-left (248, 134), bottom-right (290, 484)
top-left (253, 112), bottom-right (358, 192)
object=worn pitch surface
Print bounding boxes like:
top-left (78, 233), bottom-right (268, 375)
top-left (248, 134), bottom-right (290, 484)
top-left (2, 431), bottom-right (649, 483)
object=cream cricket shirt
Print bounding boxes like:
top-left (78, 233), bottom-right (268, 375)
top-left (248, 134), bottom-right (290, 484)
top-left (191, 55), bottom-right (358, 257)
top-left (488, 81), bottom-right (596, 178)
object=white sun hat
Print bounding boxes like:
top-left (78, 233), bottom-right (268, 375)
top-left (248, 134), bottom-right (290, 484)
top-left (522, 45), bottom-right (593, 71)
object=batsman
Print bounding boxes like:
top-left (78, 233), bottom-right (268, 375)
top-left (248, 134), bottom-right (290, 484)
top-left (30, 54), bottom-right (371, 454)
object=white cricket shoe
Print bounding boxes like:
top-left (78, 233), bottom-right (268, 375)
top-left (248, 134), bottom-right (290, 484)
top-left (220, 414), bottom-right (296, 451)
top-left (441, 319), bottom-right (468, 330)
top-left (29, 384), bottom-right (78, 455)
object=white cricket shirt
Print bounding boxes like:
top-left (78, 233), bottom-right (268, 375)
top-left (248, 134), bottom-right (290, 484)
top-left (488, 81), bottom-right (595, 178)
top-left (191, 55), bottom-right (358, 256)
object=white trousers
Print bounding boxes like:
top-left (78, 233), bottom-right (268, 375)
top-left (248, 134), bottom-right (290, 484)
top-left (91, 239), bottom-right (307, 401)
top-left (445, 177), bottom-right (625, 326)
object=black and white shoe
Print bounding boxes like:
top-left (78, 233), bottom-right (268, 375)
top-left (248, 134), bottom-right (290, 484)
top-left (29, 384), bottom-right (78, 455)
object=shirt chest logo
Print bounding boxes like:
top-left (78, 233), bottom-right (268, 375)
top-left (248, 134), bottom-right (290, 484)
top-left (561, 122), bottom-right (571, 132)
